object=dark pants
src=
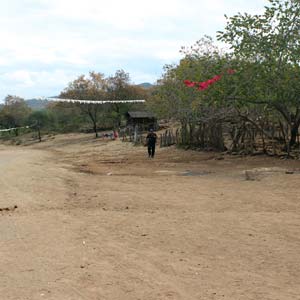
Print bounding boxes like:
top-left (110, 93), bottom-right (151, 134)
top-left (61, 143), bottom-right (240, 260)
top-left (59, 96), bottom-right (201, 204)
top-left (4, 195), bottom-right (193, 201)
top-left (148, 144), bottom-right (155, 158)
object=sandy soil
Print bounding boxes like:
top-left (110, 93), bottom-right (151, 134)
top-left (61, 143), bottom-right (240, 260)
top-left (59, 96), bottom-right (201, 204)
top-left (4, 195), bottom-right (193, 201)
top-left (1, 133), bottom-right (300, 300)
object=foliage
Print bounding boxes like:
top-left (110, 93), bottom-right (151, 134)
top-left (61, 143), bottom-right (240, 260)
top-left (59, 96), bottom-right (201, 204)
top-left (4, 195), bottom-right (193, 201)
top-left (217, 0), bottom-right (300, 146)
top-left (106, 70), bottom-right (149, 127)
top-left (59, 70), bottom-right (148, 136)
top-left (59, 71), bottom-right (111, 137)
top-left (148, 36), bottom-right (236, 145)
top-left (27, 110), bottom-right (54, 141)
top-left (0, 95), bottom-right (32, 136)
top-left (2, 1), bottom-right (300, 155)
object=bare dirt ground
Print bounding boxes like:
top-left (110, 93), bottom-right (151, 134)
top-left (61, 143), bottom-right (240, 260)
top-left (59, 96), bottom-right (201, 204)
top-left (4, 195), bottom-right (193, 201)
top-left (1, 133), bottom-right (300, 300)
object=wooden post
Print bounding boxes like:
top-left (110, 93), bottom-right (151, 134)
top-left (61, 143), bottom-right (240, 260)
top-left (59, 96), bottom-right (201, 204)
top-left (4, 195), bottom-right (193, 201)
top-left (134, 124), bottom-right (138, 144)
top-left (37, 125), bottom-right (41, 142)
top-left (271, 122), bottom-right (275, 155)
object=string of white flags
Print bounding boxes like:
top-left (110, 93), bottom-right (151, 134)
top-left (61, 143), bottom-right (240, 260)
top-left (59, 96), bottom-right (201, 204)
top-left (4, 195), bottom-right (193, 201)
top-left (38, 97), bottom-right (146, 104)
top-left (0, 124), bottom-right (35, 132)
top-left (0, 98), bottom-right (145, 132)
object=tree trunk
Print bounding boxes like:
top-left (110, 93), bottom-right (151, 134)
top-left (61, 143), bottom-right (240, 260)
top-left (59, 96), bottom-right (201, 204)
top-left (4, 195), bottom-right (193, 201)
top-left (181, 121), bottom-right (188, 145)
top-left (188, 122), bottom-right (195, 145)
top-left (37, 125), bottom-right (41, 142)
top-left (14, 128), bottom-right (19, 136)
top-left (289, 122), bottom-right (300, 147)
top-left (87, 106), bottom-right (99, 138)
top-left (93, 123), bottom-right (98, 138)
top-left (273, 104), bottom-right (300, 149)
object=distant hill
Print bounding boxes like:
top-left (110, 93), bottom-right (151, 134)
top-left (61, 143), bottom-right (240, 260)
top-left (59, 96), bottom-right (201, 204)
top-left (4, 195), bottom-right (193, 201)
top-left (0, 99), bottom-right (49, 110)
top-left (26, 99), bottom-right (51, 110)
top-left (137, 82), bottom-right (154, 89)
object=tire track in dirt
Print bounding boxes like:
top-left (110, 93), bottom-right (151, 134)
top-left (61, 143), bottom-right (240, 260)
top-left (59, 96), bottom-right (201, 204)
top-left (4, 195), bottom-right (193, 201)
top-left (1, 135), bottom-right (300, 299)
top-left (0, 147), bottom-right (102, 300)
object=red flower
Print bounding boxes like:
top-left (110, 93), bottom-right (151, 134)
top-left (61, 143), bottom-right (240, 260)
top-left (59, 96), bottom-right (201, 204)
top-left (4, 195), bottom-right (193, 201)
top-left (212, 75), bottom-right (222, 82)
top-left (184, 80), bottom-right (196, 87)
top-left (184, 70), bottom-right (228, 92)
top-left (198, 81), bottom-right (209, 90)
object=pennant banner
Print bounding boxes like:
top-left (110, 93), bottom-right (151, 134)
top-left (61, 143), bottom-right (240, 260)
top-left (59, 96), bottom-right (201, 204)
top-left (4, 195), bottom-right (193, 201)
top-left (184, 69), bottom-right (236, 91)
top-left (38, 97), bottom-right (146, 104)
top-left (1, 98), bottom-right (146, 133)
top-left (0, 124), bottom-right (34, 132)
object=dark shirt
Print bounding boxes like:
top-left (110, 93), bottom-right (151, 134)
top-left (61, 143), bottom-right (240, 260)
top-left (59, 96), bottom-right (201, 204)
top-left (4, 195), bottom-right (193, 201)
top-left (146, 132), bottom-right (157, 146)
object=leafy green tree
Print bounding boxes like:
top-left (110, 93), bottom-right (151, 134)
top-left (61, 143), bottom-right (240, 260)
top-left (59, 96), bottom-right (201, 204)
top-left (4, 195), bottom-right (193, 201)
top-left (0, 95), bottom-right (32, 136)
top-left (149, 37), bottom-right (235, 145)
top-left (60, 70), bottom-right (149, 135)
top-left (46, 101), bottom-right (86, 133)
top-left (60, 72), bottom-right (108, 137)
top-left (217, 0), bottom-right (300, 147)
top-left (107, 69), bottom-right (148, 127)
top-left (27, 110), bottom-right (52, 142)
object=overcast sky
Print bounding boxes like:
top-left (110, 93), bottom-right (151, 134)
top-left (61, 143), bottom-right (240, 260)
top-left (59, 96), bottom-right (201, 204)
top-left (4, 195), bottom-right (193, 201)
top-left (0, 0), bottom-right (268, 101)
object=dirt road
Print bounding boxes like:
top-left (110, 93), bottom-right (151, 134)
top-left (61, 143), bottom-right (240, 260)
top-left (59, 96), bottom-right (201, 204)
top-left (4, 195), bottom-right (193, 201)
top-left (1, 134), bottom-right (300, 300)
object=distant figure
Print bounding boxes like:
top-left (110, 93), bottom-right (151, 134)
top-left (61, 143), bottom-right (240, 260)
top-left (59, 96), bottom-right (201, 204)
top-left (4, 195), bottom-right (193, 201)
top-left (113, 130), bottom-right (118, 140)
top-left (146, 128), bottom-right (157, 158)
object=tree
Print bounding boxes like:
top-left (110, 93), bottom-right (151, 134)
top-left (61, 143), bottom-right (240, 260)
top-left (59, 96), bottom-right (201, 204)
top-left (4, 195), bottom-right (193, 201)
top-left (106, 70), bottom-right (148, 127)
top-left (60, 70), bottom-right (149, 136)
top-left (60, 72), bottom-right (108, 138)
top-left (27, 110), bottom-right (52, 142)
top-left (217, 0), bottom-right (300, 147)
top-left (149, 37), bottom-right (235, 146)
top-left (0, 95), bottom-right (32, 136)
top-left (4, 95), bottom-right (25, 106)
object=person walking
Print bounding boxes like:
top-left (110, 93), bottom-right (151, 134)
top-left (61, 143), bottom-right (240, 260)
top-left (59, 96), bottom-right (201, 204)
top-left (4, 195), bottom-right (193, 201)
top-left (146, 128), bottom-right (157, 158)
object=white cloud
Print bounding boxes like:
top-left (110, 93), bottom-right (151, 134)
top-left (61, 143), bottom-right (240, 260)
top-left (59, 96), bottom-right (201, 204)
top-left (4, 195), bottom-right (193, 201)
top-left (40, 0), bottom-right (185, 28)
top-left (0, 70), bottom-right (76, 98)
top-left (2, 70), bottom-right (34, 87)
top-left (0, 0), bottom-right (269, 100)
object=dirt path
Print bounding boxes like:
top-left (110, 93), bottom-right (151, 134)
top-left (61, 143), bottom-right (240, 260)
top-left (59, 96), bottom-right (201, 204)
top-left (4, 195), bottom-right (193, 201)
top-left (1, 135), bottom-right (300, 300)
